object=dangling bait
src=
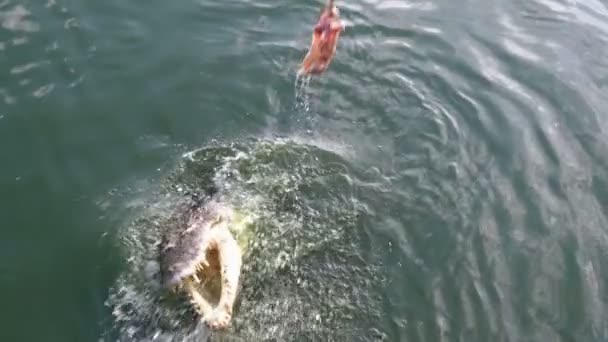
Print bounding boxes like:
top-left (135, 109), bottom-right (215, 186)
top-left (298, 0), bottom-right (344, 75)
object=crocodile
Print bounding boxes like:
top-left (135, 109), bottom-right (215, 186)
top-left (158, 195), bottom-right (252, 330)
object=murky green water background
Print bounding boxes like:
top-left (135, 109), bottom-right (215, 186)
top-left (1, 0), bottom-right (608, 341)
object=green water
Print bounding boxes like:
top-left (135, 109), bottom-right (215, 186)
top-left (2, 0), bottom-right (608, 340)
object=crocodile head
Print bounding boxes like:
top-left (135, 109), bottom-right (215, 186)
top-left (158, 199), bottom-right (234, 291)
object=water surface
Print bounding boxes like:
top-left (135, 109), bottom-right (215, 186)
top-left (1, 0), bottom-right (608, 341)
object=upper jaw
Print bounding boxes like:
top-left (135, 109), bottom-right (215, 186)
top-left (163, 263), bottom-right (197, 290)
top-left (162, 212), bottom-right (232, 289)
top-left (162, 248), bottom-right (211, 289)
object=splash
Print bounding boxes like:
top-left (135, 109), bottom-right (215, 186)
top-left (103, 138), bottom-right (386, 341)
top-left (294, 73), bottom-right (312, 113)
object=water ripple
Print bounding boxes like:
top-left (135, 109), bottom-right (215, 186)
top-left (1, 0), bottom-right (607, 340)
top-left (0, 5), bottom-right (39, 32)
top-left (376, 0), bottom-right (436, 11)
top-left (33, 83), bottom-right (54, 98)
top-left (316, 0), bottom-right (608, 339)
top-left (0, 0), bottom-right (92, 110)
top-left (10, 61), bottom-right (47, 75)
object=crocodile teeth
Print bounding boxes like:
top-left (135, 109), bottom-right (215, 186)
top-left (192, 274), bottom-right (200, 283)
